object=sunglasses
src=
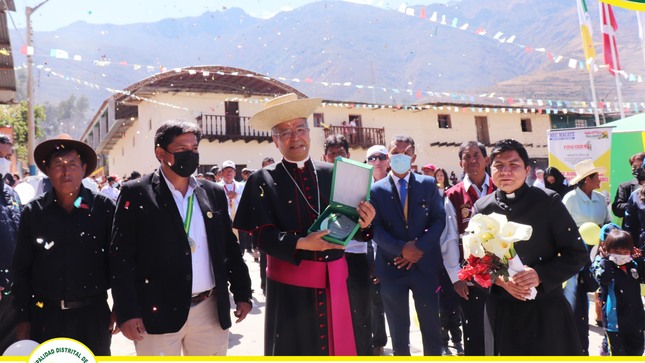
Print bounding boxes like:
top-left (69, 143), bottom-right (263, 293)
top-left (367, 154), bottom-right (387, 162)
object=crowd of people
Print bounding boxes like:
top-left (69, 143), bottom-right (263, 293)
top-left (0, 93), bottom-right (644, 357)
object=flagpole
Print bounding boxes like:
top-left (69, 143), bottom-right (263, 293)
top-left (637, 12), bottom-right (645, 70)
top-left (603, 2), bottom-right (625, 119)
top-left (577, 0), bottom-right (600, 126)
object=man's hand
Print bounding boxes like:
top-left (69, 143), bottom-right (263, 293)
top-left (357, 201), bottom-right (376, 229)
top-left (393, 256), bottom-right (414, 270)
top-left (296, 230), bottom-right (345, 251)
top-left (512, 267), bottom-right (540, 290)
top-left (109, 311), bottom-right (120, 335)
top-left (453, 280), bottom-right (469, 300)
top-left (0, 286), bottom-right (4, 301)
top-left (119, 318), bottom-right (147, 341)
top-left (15, 322), bottom-right (30, 341)
top-left (233, 301), bottom-right (252, 323)
top-left (401, 241), bottom-right (423, 263)
top-left (496, 276), bottom-right (532, 301)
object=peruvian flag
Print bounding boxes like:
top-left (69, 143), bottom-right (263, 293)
top-left (600, 2), bottom-right (621, 75)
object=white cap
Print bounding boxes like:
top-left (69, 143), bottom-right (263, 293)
top-left (366, 145), bottom-right (388, 159)
top-left (222, 160), bottom-right (236, 170)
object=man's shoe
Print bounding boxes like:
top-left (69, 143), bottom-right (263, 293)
top-left (372, 346), bottom-right (384, 356)
top-left (442, 346), bottom-right (452, 356)
top-left (454, 342), bottom-right (465, 356)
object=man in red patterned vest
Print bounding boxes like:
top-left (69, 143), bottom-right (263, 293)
top-left (441, 141), bottom-right (496, 356)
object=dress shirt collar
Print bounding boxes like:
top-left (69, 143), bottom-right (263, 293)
top-left (389, 171), bottom-right (411, 185)
top-left (282, 156), bottom-right (311, 169)
top-left (43, 183), bottom-right (93, 210)
top-left (160, 168), bottom-right (198, 197)
top-left (463, 173), bottom-right (491, 197)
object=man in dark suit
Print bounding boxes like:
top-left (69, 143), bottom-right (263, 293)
top-left (110, 120), bottom-right (253, 356)
top-left (370, 135), bottom-right (446, 355)
top-left (612, 152), bottom-right (645, 218)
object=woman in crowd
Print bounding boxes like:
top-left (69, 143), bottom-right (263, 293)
top-left (434, 168), bottom-right (451, 198)
top-left (623, 164), bottom-right (645, 251)
top-left (544, 166), bottom-right (573, 197)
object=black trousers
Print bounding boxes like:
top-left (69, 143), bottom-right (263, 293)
top-left (31, 299), bottom-right (112, 356)
top-left (0, 294), bottom-right (18, 354)
top-left (439, 269), bottom-right (462, 346)
top-left (346, 252), bottom-right (372, 356)
top-left (458, 285), bottom-right (487, 355)
top-left (370, 281), bottom-right (387, 348)
top-left (606, 331), bottom-right (645, 356)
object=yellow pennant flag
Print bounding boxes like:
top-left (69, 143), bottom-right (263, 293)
top-left (577, 0), bottom-right (596, 68)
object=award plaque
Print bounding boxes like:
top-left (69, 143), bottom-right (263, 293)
top-left (309, 157), bottom-right (373, 246)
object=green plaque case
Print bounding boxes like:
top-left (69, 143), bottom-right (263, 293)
top-left (309, 157), bottom-right (374, 246)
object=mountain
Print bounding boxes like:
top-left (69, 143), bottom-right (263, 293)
top-left (8, 0), bottom-right (645, 121)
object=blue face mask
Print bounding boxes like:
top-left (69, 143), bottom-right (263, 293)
top-left (390, 154), bottom-right (412, 175)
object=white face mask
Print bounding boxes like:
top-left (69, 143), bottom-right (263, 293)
top-left (0, 158), bottom-right (9, 176)
top-left (609, 253), bottom-right (632, 266)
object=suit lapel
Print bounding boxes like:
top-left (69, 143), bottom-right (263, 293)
top-left (152, 171), bottom-right (185, 231)
top-left (387, 175), bottom-right (407, 223)
top-left (193, 181), bottom-right (215, 226)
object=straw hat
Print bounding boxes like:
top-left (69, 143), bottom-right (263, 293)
top-left (249, 93), bottom-right (321, 131)
top-left (569, 159), bottom-right (606, 185)
top-left (34, 134), bottom-right (98, 177)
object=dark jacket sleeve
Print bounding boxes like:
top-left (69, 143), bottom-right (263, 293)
top-left (623, 192), bottom-right (643, 251)
top-left (0, 184), bottom-right (20, 290)
top-left (533, 192), bottom-right (588, 293)
top-left (11, 202), bottom-right (35, 322)
top-left (211, 185), bottom-right (252, 305)
top-left (612, 182), bottom-right (633, 218)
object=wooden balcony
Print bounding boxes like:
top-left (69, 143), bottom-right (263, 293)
top-left (323, 125), bottom-right (386, 148)
top-left (198, 114), bottom-right (273, 143)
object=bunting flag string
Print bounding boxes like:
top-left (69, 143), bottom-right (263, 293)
top-left (4, 1), bottom-right (642, 114)
top-left (19, 62), bottom-right (644, 117)
top-left (394, 2), bottom-right (644, 81)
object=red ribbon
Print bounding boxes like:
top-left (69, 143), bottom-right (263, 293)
top-left (267, 255), bottom-right (357, 356)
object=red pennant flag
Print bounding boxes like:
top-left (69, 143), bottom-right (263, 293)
top-left (600, 3), bottom-right (621, 75)
top-left (304, 77), bottom-right (314, 83)
top-left (420, 7), bottom-right (426, 18)
top-left (524, 46), bottom-right (533, 53)
top-left (508, 98), bottom-right (514, 105)
top-left (20, 45), bottom-right (27, 55)
top-left (416, 90), bottom-right (422, 99)
top-left (547, 52), bottom-right (554, 61)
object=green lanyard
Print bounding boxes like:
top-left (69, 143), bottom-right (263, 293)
top-left (183, 193), bottom-right (195, 236)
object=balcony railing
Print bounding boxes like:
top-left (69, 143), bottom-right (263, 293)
top-left (323, 125), bottom-right (386, 148)
top-left (198, 114), bottom-right (273, 143)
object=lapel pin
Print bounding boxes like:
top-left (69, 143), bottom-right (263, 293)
top-left (207, 211), bottom-right (213, 219)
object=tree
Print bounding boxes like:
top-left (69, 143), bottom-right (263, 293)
top-left (0, 101), bottom-right (46, 166)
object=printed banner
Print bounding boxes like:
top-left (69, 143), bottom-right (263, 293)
top-left (548, 127), bottom-right (613, 197)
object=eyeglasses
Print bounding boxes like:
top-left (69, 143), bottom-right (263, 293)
top-left (367, 154), bottom-right (388, 162)
top-left (273, 126), bottom-right (309, 140)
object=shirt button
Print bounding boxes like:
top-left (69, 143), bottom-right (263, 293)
top-left (186, 274), bottom-right (191, 281)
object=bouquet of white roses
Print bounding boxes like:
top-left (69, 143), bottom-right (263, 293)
top-left (458, 212), bottom-right (536, 299)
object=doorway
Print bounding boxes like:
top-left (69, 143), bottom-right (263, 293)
top-left (475, 116), bottom-right (490, 145)
top-left (225, 101), bottom-right (240, 136)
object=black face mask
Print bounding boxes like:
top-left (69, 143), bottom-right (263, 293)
top-left (633, 166), bottom-right (645, 182)
top-left (168, 150), bottom-right (199, 177)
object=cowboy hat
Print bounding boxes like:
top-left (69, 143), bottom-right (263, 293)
top-left (569, 159), bottom-right (606, 185)
top-left (34, 134), bottom-right (98, 177)
top-left (249, 93), bottom-right (321, 131)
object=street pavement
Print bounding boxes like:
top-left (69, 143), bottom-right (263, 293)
top-left (109, 251), bottom-right (608, 356)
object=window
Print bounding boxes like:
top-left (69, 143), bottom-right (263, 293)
top-left (438, 114), bottom-right (452, 129)
top-left (575, 119), bottom-right (587, 128)
top-left (313, 113), bottom-right (324, 128)
top-left (520, 118), bottom-right (532, 132)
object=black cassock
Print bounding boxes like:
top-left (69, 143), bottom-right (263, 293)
top-left (474, 184), bottom-right (587, 356)
top-left (235, 158), bottom-right (350, 356)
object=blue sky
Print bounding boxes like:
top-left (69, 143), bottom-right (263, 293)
top-left (10, 0), bottom-right (451, 31)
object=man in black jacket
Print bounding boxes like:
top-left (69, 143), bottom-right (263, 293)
top-left (110, 120), bottom-right (252, 356)
top-left (612, 152), bottom-right (645, 218)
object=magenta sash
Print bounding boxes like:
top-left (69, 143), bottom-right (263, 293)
top-left (267, 255), bottom-right (357, 356)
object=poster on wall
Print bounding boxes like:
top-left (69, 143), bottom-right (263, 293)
top-left (547, 127), bottom-right (613, 198)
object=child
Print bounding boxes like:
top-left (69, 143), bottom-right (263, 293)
top-left (592, 229), bottom-right (645, 356)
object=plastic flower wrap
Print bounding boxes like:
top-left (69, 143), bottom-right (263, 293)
top-left (458, 213), bottom-right (535, 298)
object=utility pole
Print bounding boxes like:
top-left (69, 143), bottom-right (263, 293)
top-left (26, 0), bottom-right (50, 175)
